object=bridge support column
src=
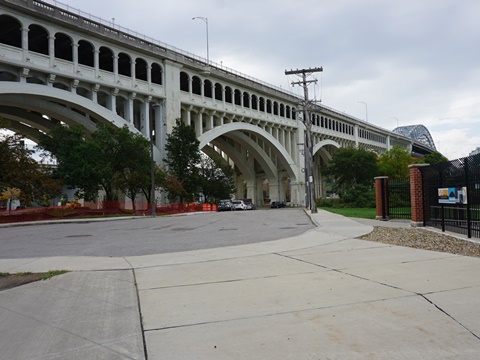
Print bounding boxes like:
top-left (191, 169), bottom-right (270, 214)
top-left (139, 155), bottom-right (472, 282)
top-left (246, 182), bottom-right (256, 203)
top-left (290, 181), bottom-right (305, 208)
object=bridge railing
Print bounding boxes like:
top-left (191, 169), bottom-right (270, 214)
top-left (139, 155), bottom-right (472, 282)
top-left (40, 0), bottom-right (295, 97)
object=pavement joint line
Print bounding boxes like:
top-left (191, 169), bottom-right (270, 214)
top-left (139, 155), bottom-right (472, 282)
top-left (400, 255), bottom-right (462, 264)
top-left (420, 293), bottom-right (480, 342)
top-left (0, 302), bottom-right (134, 359)
top-left (35, 270), bottom-right (140, 311)
top-left (3, 257), bottom-right (43, 272)
top-left (138, 271), bottom-right (319, 292)
top-left (143, 294), bottom-right (418, 334)
top-left (131, 268), bottom-right (149, 360)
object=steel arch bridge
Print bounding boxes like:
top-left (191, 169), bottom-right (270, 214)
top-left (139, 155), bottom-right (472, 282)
top-left (393, 125), bottom-right (436, 152)
top-left (0, 0), bottom-right (436, 207)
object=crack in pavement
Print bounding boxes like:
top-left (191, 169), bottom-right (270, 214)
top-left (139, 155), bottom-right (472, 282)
top-left (279, 253), bottom-right (480, 343)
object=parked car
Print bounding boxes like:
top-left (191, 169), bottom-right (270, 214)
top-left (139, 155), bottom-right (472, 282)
top-left (244, 201), bottom-right (256, 210)
top-left (270, 201), bottom-right (286, 208)
top-left (232, 200), bottom-right (247, 210)
top-left (217, 199), bottom-right (233, 211)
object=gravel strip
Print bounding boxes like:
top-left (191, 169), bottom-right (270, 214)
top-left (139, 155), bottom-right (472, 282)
top-left (360, 226), bottom-right (480, 258)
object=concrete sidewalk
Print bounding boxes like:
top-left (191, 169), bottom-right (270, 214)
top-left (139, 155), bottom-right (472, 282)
top-left (1, 210), bottom-right (480, 359)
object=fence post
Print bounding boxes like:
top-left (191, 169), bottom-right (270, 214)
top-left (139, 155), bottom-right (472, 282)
top-left (374, 176), bottom-right (389, 220)
top-left (409, 163), bottom-right (429, 227)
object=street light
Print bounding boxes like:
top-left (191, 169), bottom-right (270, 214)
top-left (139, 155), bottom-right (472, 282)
top-left (392, 117), bottom-right (399, 128)
top-left (192, 16), bottom-right (209, 66)
top-left (357, 101), bottom-right (368, 122)
top-left (150, 129), bottom-right (156, 217)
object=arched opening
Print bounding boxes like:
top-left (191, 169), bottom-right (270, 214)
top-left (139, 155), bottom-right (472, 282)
top-left (273, 101), bottom-right (278, 115)
top-left (180, 71), bottom-right (189, 92)
top-left (135, 57), bottom-right (148, 81)
top-left (259, 97), bottom-right (265, 112)
top-left (266, 99), bottom-right (272, 114)
top-left (97, 90), bottom-right (110, 109)
top-left (192, 76), bottom-right (201, 95)
top-left (78, 40), bottom-right (94, 67)
top-left (28, 24), bottom-right (49, 55)
top-left (214, 83), bottom-right (223, 101)
top-left (118, 52), bottom-right (131, 76)
top-left (54, 32), bottom-right (72, 61)
top-left (234, 89), bottom-right (241, 106)
top-left (225, 86), bottom-right (232, 103)
top-left (243, 92), bottom-right (250, 108)
top-left (151, 62), bottom-right (162, 85)
top-left (0, 15), bottom-right (21, 48)
top-left (53, 82), bottom-right (69, 91)
top-left (204, 79), bottom-right (213, 98)
top-left (99, 46), bottom-right (113, 72)
top-left (286, 105), bottom-right (291, 118)
top-left (77, 86), bottom-right (92, 100)
top-left (251, 94), bottom-right (258, 110)
top-left (0, 71), bottom-right (18, 82)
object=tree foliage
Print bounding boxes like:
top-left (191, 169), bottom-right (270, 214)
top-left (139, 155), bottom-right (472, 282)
top-left (38, 122), bottom-right (156, 206)
top-left (322, 147), bottom-right (378, 207)
top-left (0, 133), bottom-right (63, 206)
top-left (377, 145), bottom-right (414, 179)
top-left (417, 151), bottom-right (449, 165)
top-left (324, 147), bottom-right (378, 192)
top-left (164, 119), bottom-right (201, 202)
top-left (198, 156), bottom-right (236, 203)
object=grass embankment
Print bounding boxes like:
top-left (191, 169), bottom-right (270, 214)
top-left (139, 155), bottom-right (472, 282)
top-left (319, 207), bottom-right (376, 219)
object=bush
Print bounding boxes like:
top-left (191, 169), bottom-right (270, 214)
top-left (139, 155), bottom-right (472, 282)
top-left (318, 184), bottom-right (375, 208)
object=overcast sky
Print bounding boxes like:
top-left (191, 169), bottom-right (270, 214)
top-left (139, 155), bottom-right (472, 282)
top-left (44, 0), bottom-right (480, 159)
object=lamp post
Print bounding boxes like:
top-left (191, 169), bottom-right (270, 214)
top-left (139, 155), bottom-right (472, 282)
top-left (357, 101), bottom-right (368, 122)
top-left (192, 16), bottom-right (209, 66)
top-left (150, 129), bottom-right (156, 217)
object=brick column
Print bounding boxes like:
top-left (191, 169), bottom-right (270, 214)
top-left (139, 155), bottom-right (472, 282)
top-left (374, 176), bottom-right (388, 220)
top-left (409, 163), bottom-right (429, 227)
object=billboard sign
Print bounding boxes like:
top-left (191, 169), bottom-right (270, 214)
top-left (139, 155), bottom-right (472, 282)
top-left (438, 187), bottom-right (467, 204)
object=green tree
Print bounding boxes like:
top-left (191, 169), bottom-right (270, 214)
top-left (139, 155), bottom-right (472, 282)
top-left (378, 145), bottom-right (414, 179)
top-left (323, 147), bottom-right (378, 207)
top-left (198, 156), bottom-right (236, 203)
top-left (417, 151), bottom-right (448, 165)
top-left (0, 133), bottom-right (63, 206)
top-left (164, 119), bottom-right (201, 202)
top-left (111, 125), bottom-right (151, 210)
top-left (324, 147), bottom-right (378, 192)
top-left (38, 122), bottom-right (155, 206)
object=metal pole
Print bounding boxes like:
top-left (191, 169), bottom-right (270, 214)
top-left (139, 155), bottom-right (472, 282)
top-left (150, 129), bottom-right (156, 217)
top-left (357, 101), bottom-right (368, 122)
top-left (192, 17), bottom-right (209, 65)
top-left (285, 67), bottom-right (323, 213)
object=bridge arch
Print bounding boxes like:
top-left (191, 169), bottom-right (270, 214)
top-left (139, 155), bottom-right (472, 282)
top-left (0, 83), bottom-right (139, 137)
top-left (198, 122), bottom-right (297, 182)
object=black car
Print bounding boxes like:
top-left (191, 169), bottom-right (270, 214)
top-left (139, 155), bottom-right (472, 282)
top-left (270, 201), bottom-right (286, 208)
top-left (217, 199), bottom-right (233, 211)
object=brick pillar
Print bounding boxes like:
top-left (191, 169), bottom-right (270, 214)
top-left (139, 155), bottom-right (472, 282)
top-left (374, 176), bottom-right (388, 220)
top-left (409, 163), bottom-right (429, 227)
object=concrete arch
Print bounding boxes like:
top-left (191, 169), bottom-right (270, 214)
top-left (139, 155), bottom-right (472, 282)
top-left (198, 122), bottom-right (296, 180)
top-left (208, 138), bottom-right (255, 180)
top-left (313, 139), bottom-right (341, 161)
top-left (0, 82), bottom-right (139, 135)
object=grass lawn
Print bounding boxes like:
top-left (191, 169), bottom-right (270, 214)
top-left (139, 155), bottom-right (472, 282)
top-left (319, 207), bottom-right (376, 219)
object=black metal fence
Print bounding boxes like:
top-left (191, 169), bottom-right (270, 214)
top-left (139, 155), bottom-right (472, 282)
top-left (421, 154), bottom-right (480, 238)
top-left (387, 177), bottom-right (411, 219)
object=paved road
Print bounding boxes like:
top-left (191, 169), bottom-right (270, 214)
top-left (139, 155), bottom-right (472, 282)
top-left (0, 208), bottom-right (315, 258)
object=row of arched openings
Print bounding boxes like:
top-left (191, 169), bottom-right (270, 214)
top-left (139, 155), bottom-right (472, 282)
top-left (0, 14), bottom-right (162, 84)
top-left (180, 71), bottom-right (297, 120)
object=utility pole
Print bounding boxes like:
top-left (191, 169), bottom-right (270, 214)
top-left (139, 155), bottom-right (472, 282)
top-left (285, 67), bottom-right (323, 213)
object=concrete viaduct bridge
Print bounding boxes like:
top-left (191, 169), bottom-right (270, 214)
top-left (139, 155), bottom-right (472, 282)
top-left (0, 0), bottom-right (436, 207)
